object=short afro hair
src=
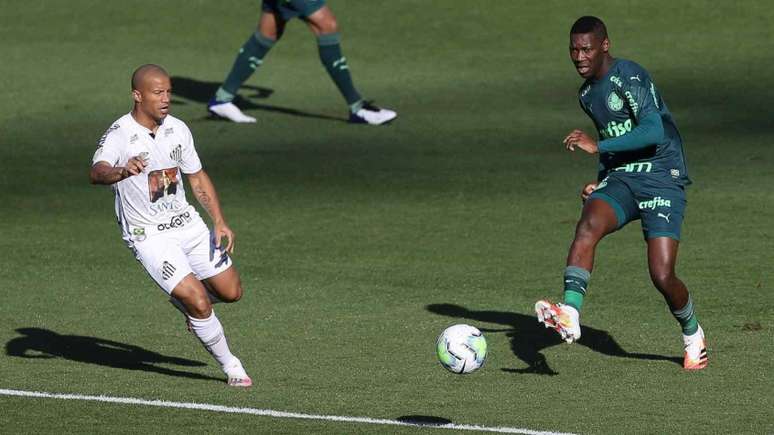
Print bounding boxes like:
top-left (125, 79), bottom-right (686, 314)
top-left (570, 16), bottom-right (608, 40)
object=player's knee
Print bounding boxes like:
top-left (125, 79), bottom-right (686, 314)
top-left (574, 219), bottom-right (603, 244)
top-left (258, 26), bottom-right (279, 41)
top-left (321, 18), bottom-right (338, 34)
top-left (223, 283), bottom-right (243, 303)
top-left (649, 270), bottom-right (675, 292)
top-left (185, 295), bottom-right (212, 318)
top-left (312, 13), bottom-right (338, 34)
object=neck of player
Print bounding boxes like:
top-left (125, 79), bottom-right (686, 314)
top-left (131, 107), bottom-right (163, 135)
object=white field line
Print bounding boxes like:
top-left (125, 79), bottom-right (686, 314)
top-left (0, 388), bottom-right (574, 435)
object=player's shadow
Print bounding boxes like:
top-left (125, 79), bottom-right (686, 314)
top-left (171, 76), bottom-right (345, 122)
top-left (5, 327), bottom-right (221, 382)
top-left (427, 304), bottom-right (681, 375)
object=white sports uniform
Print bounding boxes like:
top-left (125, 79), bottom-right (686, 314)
top-left (92, 113), bottom-right (231, 294)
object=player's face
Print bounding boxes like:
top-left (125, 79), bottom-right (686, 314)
top-left (569, 32), bottom-right (609, 80)
top-left (135, 74), bottom-right (172, 124)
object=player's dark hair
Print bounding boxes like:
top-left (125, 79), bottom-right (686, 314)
top-left (131, 64), bottom-right (169, 90)
top-left (571, 16), bottom-right (608, 40)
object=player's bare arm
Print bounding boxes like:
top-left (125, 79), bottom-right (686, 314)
top-left (187, 170), bottom-right (235, 253)
top-left (89, 156), bottom-right (147, 185)
top-left (563, 129), bottom-right (598, 154)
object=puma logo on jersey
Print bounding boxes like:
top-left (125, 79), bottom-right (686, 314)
top-left (657, 213), bottom-right (671, 223)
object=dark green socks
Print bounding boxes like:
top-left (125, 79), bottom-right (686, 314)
top-left (672, 295), bottom-right (699, 335)
top-left (563, 266), bottom-right (590, 311)
top-left (215, 32), bottom-right (276, 103)
top-left (317, 32), bottom-right (363, 111)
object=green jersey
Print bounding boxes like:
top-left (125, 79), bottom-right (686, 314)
top-left (578, 59), bottom-right (690, 185)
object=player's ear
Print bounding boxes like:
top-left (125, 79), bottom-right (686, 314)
top-left (601, 37), bottom-right (610, 53)
top-left (132, 89), bottom-right (142, 104)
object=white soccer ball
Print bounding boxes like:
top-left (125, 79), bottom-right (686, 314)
top-left (436, 324), bottom-right (487, 374)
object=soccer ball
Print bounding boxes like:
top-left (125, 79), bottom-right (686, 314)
top-left (436, 324), bottom-right (487, 374)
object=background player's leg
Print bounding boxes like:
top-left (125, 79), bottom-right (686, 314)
top-left (172, 273), bottom-right (251, 385)
top-left (647, 237), bottom-right (699, 334)
top-left (304, 7), bottom-right (396, 124)
top-left (305, 8), bottom-right (362, 109)
top-left (210, 12), bottom-right (286, 122)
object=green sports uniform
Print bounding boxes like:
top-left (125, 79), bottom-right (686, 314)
top-left (580, 59), bottom-right (690, 240)
top-left (262, 0), bottom-right (326, 21)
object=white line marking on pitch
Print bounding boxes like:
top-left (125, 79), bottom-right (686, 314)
top-left (0, 388), bottom-right (574, 435)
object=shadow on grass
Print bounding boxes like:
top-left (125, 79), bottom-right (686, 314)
top-left (427, 304), bottom-right (681, 375)
top-left (396, 415), bottom-right (453, 426)
top-left (5, 327), bottom-right (221, 382)
top-left (171, 76), bottom-right (346, 122)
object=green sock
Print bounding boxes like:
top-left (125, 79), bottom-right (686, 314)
top-left (317, 32), bottom-right (362, 109)
top-left (672, 295), bottom-right (699, 335)
top-left (563, 266), bottom-right (590, 311)
top-left (215, 32), bottom-right (276, 103)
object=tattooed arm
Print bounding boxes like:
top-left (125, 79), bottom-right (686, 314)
top-left (186, 169), bottom-right (235, 253)
top-left (90, 157), bottom-right (147, 185)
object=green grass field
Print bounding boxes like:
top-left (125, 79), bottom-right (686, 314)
top-left (1, 1), bottom-right (772, 433)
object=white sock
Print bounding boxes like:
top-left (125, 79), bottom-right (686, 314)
top-left (188, 311), bottom-right (238, 370)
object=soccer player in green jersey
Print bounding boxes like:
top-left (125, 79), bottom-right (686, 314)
top-left (208, 0), bottom-right (397, 125)
top-left (535, 16), bottom-right (708, 370)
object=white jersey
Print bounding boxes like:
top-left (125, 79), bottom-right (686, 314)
top-left (92, 113), bottom-right (204, 246)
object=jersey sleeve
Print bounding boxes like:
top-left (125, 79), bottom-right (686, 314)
top-left (620, 64), bottom-right (660, 122)
top-left (597, 63), bottom-right (665, 153)
top-left (178, 123), bottom-right (203, 174)
top-left (92, 124), bottom-right (123, 167)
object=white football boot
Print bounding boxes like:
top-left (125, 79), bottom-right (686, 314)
top-left (223, 358), bottom-right (253, 387)
top-left (683, 325), bottom-right (708, 370)
top-left (535, 300), bottom-right (581, 343)
top-left (349, 101), bottom-right (397, 125)
top-left (208, 100), bottom-right (257, 123)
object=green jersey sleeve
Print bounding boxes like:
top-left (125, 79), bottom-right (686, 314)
top-left (598, 62), bottom-right (664, 153)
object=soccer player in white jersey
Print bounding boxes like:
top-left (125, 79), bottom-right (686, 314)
top-left (90, 64), bottom-right (252, 387)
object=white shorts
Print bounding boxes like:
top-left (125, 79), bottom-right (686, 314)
top-left (131, 220), bottom-right (232, 294)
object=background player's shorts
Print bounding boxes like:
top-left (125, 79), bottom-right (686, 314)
top-left (262, 0), bottom-right (326, 21)
top-left (588, 172), bottom-right (687, 240)
top-left (131, 220), bottom-right (232, 294)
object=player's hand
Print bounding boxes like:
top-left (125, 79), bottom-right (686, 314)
top-left (124, 155), bottom-right (147, 177)
top-left (213, 221), bottom-right (235, 254)
top-left (581, 182), bottom-right (598, 202)
top-left (563, 129), bottom-right (599, 154)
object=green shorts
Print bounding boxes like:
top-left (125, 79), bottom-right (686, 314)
top-left (262, 0), bottom-right (326, 20)
top-left (589, 172), bottom-right (687, 240)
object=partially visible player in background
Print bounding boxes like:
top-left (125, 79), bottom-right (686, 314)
top-left (209, 0), bottom-right (397, 125)
top-left (90, 64), bottom-right (253, 386)
top-left (535, 16), bottom-right (707, 370)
